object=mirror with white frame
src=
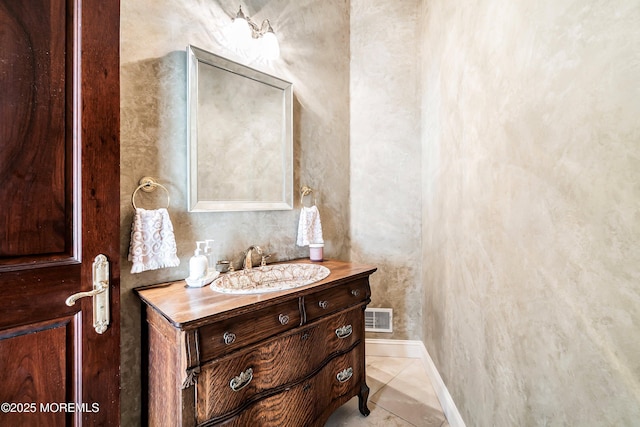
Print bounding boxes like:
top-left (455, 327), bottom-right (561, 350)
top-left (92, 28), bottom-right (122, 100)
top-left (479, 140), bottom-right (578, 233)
top-left (187, 45), bottom-right (293, 212)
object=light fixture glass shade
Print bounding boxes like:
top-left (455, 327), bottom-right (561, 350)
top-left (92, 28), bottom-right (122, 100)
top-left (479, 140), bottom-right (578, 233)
top-left (230, 16), bottom-right (251, 46)
top-left (261, 31), bottom-right (280, 60)
top-left (226, 7), bottom-right (279, 61)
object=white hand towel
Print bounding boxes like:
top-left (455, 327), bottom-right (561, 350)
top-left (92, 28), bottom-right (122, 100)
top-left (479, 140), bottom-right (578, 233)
top-left (297, 205), bottom-right (324, 246)
top-left (128, 208), bottom-right (180, 273)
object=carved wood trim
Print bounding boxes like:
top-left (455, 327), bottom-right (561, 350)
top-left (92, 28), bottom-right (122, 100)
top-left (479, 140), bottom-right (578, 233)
top-left (182, 366), bottom-right (201, 389)
top-left (298, 296), bottom-right (307, 325)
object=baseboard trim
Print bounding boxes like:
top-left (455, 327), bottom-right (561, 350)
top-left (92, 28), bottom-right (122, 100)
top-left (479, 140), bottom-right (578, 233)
top-left (365, 339), bottom-right (466, 427)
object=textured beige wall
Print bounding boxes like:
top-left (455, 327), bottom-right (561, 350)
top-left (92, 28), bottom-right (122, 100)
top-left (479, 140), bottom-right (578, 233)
top-left (421, 1), bottom-right (640, 425)
top-left (120, 1), bottom-right (350, 424)
top-left (350, 0), bottom-right (423, 340)
top-left (120, 0), bottom-right (640, 425)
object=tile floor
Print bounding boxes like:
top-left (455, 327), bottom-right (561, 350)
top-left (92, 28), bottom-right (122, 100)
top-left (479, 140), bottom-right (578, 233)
top-left (325, 356), bottom-right (449, 427)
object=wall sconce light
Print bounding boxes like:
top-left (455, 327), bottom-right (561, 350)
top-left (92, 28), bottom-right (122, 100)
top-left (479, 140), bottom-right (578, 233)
top-left (228, 5), bottom-right (280, 60)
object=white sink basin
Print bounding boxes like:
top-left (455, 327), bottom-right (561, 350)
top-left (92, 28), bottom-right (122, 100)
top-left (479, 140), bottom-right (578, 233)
top-left (210, 263), bottom-right (330, 294)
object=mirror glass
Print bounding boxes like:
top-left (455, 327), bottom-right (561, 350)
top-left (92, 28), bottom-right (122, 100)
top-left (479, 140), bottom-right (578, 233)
top-left (187, 45), bottom-right (293, 211)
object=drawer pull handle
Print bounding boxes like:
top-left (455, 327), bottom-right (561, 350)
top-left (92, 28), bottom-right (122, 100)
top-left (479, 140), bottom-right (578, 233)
top-left (229, 368), bottom-right (253, 392)
top-left (223, 332), bottom-right (236, 345)
top-left (318, 300), bottom-right (329, 309)
top-left (335, 325), bottom-right (353, 339)
top-left (301, 332), bottom-right (310, 341)
top-left (336, 367), bottom-right (353, 383)
top-left (351, 289), bottom-right (360, 297)
top-left (278, 314), bottom-right (290, 325)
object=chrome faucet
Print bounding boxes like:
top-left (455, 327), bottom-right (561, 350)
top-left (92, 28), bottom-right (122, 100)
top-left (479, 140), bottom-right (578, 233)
top-left (243, 246), bottom-right (263, 270)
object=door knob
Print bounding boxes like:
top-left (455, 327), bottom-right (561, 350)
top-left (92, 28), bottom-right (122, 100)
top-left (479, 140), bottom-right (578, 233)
top-left (65, 254), bottom-right (110, 334)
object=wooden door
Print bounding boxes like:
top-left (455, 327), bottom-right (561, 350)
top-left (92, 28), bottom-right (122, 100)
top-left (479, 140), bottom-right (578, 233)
top-left (0, 1), bottom-right (120, 426)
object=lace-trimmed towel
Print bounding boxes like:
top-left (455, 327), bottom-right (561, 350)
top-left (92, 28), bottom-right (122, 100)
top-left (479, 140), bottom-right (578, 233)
top-left (128, 208), bottom-right (180, 273)
top-left (296, 205), bottom-right (324, 246)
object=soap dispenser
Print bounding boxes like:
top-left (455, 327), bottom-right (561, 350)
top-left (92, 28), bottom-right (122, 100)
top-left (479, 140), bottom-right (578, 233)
top-left (188, 241), bottom-right (208, 283)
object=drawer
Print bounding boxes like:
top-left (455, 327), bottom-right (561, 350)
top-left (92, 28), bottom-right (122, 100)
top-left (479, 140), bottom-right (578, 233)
top-left (197, 330), bottom-right (312, 422)
top-left (313, 343), bottom-right (365, 425)
top-left (321, 344), bottom-right (363, 405)
top-left (302, 307), bottom-right (363, 369)
top-left (196, 308), bottom-right (363, 423)
top-left (213, 375), bottom-right (318, 427)
top-left (208, 345), bottom-right (363, 427)
top-left (304, 278), bottom-right (370, 322)
top-left (198, 299), bottom-right (301, 363)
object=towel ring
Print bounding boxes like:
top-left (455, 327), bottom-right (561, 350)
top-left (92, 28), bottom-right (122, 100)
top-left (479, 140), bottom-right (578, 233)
top-left (300, 185), bottom-right (316, 207)
top-left (132, 177), bottom-right (170, 209)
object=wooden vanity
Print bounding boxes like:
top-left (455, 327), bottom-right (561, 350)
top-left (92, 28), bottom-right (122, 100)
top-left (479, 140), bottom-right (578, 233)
top-left (136, 259), bottom-right (376, 426)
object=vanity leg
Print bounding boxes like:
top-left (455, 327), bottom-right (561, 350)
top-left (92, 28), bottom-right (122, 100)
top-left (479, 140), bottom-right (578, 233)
top-left (358, 381), bottom-right (371, 416)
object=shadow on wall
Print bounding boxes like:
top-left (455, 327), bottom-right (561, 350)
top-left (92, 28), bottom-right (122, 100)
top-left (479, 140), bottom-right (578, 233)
top-left (353, 248), bottom-right (423, 341)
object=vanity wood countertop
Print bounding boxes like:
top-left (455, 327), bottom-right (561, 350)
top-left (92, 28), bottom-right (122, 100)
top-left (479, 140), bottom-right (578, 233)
top-left (135, 258), bottom-right (377, 329)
